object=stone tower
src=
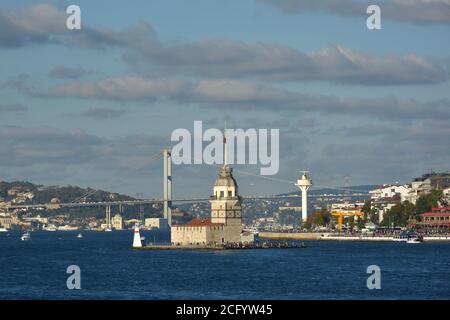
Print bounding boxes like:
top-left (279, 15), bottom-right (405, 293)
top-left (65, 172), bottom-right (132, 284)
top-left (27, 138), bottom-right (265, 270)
top-left (210, 164), bottom-right (242, 227)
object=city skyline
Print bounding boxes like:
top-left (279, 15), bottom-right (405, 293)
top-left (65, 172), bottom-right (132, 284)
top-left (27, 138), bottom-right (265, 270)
top-left (1, 0), bottom-right (449, 199)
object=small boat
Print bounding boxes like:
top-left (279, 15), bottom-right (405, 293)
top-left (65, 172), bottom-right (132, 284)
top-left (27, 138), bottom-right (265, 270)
top-left (104, 228), bottom-right (112, 232)
top-left (406, 234), bottom-right (423, 244)
top-left (77, 233), bottom-right (83, 239)
top-left (0, 227), bottom-right (8, 233)
top-left (21, 232), bottom-right (31, 241)
top-left (43, 225), bottom-right (57, 231)
top-left (58, 225), bottom-right (78, 231)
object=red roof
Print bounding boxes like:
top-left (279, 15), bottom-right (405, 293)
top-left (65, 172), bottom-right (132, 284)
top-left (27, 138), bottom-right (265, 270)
top-left (421, 207), bottom-right (450, 217)
top-left (420, 222), bottom-right (450, 226)
top-left (422, 212), bottom-right (450, 217)
top-left (173, 218), bottom-right (224, 227)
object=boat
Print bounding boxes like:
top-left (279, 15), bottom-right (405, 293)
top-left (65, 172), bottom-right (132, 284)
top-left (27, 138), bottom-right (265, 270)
top-left (104, 228), bottom-right (112, 232)
top-left (0, 227), bottom-right (8, 233)
top-left (20, 232), bottom-right (31, 241)
top-left (43, 225), bottom-right (57, 231)
top-left (57, 225), bottom-right (78, 231)
top-left (407, 234), bottom-right (423, 244)
top-left (77, 233), bottom-right (83, 239)
top-left (393, 232), bottom-right (408, 242)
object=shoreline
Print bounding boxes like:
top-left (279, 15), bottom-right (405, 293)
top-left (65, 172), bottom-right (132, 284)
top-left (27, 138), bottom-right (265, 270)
top-left (258, 232), bottom-right (450, 242)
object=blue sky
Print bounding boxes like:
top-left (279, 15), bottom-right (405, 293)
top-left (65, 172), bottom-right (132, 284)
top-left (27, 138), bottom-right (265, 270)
top-left (0, 0), bottom-right (449, 198)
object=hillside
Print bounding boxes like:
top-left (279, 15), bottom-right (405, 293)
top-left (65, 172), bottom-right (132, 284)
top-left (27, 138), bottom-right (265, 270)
top-left (0, 181), bottom-right (161, 219)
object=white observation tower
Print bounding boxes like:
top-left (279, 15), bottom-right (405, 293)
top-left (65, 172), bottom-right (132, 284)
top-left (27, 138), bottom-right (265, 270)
top-left (295, 171), bottom-right (312, 223)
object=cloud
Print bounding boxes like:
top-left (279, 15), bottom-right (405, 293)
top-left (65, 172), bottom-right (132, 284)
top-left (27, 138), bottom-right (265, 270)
top-left (127, 40), bottom-right (449, 86)
top-left (315, 122), bottom-right (450, 184)
top-left (49, 66), bottom-right (87, 79)
top-left (1, 4), bottom-right (447, 86)
top-left (0, 4), bottom-right (156, 49)
top-left (40, 75), bottom-right (450, 122)
top-left (46, 76), bottom-right (188, 101)
top-left (0, 103), bottom-right (28, 113)
top-left (0, 126), bottom-right (105, 166)
top-left (0, 3), bottom-right (66, 47)
top-left (80, 107), bottom-right (126, 119)
top-left (257, 0), bottom-right (450, 25)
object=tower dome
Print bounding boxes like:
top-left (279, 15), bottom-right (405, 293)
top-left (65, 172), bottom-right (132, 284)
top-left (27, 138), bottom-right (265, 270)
top-left (214, 164), bottom-right (237, 188)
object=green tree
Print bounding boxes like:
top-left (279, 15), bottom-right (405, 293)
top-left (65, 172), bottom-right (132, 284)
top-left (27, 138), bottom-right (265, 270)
top-left (310, 208), bottom-right (331, 227)
top-left (381, 201), bottom-right (417, 227)
top-left (416, 190), bottom-right (443, 215)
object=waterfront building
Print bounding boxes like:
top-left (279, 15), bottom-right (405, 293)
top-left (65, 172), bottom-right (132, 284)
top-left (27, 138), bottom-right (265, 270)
top-left (171, 164), bottom-right (243, 245)
top-left (144, 218), bottom-right (169, 229)
top-left (112, 213), bottom-right (123, 230)
top-left (419, 207), bottom-right (450, 229)
top-left (0, 215), bottom-right (12, 229)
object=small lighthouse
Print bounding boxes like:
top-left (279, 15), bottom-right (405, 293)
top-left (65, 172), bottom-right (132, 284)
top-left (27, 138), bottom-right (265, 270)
top-left (132, 224), bottom-right (142, 248)
top-left (295, 171), bottom-right (312, 223)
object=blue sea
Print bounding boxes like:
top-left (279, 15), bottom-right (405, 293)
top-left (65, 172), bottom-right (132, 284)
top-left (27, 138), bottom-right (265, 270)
top-left (0, 230), bottom-right (449, 300)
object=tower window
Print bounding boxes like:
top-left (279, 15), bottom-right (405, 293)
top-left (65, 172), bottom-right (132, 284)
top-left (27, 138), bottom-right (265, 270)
top-left (228, 191), bottom-right (232, 197)
top-left (220, 191), bottom-right (224, 197)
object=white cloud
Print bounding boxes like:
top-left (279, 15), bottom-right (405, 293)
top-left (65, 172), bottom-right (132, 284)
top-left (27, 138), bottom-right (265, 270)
top-left (257, 0), bottom-right (450, 24)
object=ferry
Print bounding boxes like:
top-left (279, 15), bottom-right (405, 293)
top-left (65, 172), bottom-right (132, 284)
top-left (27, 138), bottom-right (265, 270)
top-left (43, 225), bottom-right (57, 231)
top-left (0, 227), bottom-right (8, 233)
top-left (58, 225), bottom-right (78, 231)
top-left (20, 232), bottom-right (31, 241)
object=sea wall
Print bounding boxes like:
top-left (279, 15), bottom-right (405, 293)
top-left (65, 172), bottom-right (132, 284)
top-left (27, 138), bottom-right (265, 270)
top-left (259, 232), bottom-right (450, 242)
top-left (258, 232), bottom-right (327, 240)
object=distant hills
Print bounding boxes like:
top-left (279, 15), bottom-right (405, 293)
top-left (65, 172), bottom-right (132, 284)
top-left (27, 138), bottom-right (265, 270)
top-left (0, 181), bottom-right (136, 204)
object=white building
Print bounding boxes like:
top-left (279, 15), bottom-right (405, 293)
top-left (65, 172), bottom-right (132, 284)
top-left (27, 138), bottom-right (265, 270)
top-left (369, 184), bottom-right (410, 223)
top-left (111, 214), bottom-right (123, 230)
top-left (443, 187), bottom-right (450, 203)
top-left (144, 218), bottom-right (169, 229)
top-left (403, 179), bottom-right (432, 204)
top-left (330, 202), bottom-right (365, 211)
top-left (369, 184), bottom-right (410, 202)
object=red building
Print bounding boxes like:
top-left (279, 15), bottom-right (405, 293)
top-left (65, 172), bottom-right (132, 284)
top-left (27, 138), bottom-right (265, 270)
top-left (420, 208), bottom-right (450, 229)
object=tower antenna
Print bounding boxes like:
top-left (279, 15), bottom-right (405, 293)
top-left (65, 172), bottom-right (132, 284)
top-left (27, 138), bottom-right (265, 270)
top-left (224, 120), bottom-right (227, 166)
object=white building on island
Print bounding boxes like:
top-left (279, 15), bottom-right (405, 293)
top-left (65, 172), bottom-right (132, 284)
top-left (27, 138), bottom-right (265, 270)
top-left (171, 161), bottom-right (243, 245)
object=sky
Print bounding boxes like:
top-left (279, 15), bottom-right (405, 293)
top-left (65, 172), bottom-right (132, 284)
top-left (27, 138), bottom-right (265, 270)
top-left (0, 0), bottom-right (449, 199)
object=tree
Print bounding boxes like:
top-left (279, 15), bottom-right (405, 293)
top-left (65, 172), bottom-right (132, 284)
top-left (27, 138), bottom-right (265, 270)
top-left (310, 209), bottom-right (331, 228)
top-left (361, 200), bottom-right (378, 224)
top-left (416, 190), bottom-right (443, 215)
top-left (381, 201), bottom-right (417, 227)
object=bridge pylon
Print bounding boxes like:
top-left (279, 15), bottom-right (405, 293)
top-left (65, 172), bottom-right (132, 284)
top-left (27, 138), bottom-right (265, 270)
top-left (163, 148), bottom-right (172, 226)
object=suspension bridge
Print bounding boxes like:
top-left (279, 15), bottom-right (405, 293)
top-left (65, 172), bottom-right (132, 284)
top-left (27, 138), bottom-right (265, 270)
top-left (3, 148), bottom-right (370, 226)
